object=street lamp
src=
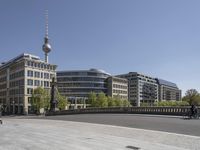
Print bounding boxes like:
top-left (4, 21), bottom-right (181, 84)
top-left (12, 100), bottom-right (15, 115)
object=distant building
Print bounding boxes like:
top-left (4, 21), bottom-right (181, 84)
top-left (107, 76), bottom-right (128, 99)
top-left (57, 69), bottom-right (110, 99)
top-left (156, 79), bottom-right (181, 101)
top-left (57, 69), bottom-right (129, 109)
top-left (0, 53), bottom-right (56, 114)
top-left (117, 72), bottom-right (182, 106)
top-left (117, 72), bottom-right (158, 106)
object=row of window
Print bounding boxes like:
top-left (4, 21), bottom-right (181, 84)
top-left (113, 89), bottom-right (127, 94)
top-left (9, 88), bottom-right (24, 95)
top-left (0, 76), bottom-right (6, 82)
top-left (27, 70), bottom-right (54, 79)
top-left (57, 83), bottom-right (105, 88)
top-left (113, 84), bottom-right (127, 89)
top-left (26, 60), bottom-right (56, 71)
top-left (9, 79), bottom-right (24, 88)
top-left (57, 72), bottom-right (109, 77)
top-left (10, 70), bottom-right (24, 80)
top-left (0, 84), bottom-right (6, 89)
top-left (59, 88), bottom-right (106, 93)
top-left (0, 91), bottom-right (6, 96)
top-left (27, 79), bottom-right (50, 87)
top-left (57, 77), bottom-right (106, 82)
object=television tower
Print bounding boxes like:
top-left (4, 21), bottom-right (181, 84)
top-left (42, 10), bottom-right (52, 63)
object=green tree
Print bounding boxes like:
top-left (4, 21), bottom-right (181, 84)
top-left (107, 96), bottom-right (116, 107)
top-left (32, 87), bottom-right (50, 114)
top-left (154, 101), bottom-right (189, 106)
top-left (88, 92), bottom-right (97, 107)
top-left (114, 96), bottom-right (123, 107)
top-left (97, 92), bottom-right (108, 107)
top-left (183, 89), bottom-right (200, 105)
top-left (56, 91), bottom-right (67, 110)
top-left (122, 99), bottom-right (131, 107)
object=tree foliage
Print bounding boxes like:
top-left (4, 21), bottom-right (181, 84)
top-left (87, 92), bottom-right (130, 107)
top-left (153, 101), bottom-right (189, 106)
top-left (182, 89), bottom-right (200, 105)
top-left (32, 87), bottom-right (50, 113)
top-left (97, 92), bottom-right (108, 107)
top-left (88, 92), bottom-right (97, 107)
top-left (56, 90), bottom-right (68, 110)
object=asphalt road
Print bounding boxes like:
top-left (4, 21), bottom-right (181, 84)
top-left (27, 113), bottom-right (199, 137)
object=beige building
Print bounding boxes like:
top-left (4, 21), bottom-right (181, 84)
top-left (0, 53), bottom-right (56, 114)
top-left (107, 76), bottom-right (128, 99)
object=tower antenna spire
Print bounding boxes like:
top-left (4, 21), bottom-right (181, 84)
top-left (45, 10), bottom-right (48, 38)
top-left (42, 10), bottom-right (52, 63)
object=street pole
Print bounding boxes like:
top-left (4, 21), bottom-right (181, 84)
top-left (12, 100), bottom-right (15, 115)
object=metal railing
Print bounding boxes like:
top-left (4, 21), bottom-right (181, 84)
top-left (46, 106), bottom-right (197, 116)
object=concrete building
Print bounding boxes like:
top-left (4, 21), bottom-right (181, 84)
top-left (0, 53), bottom-right (56, 114)
top-left (156, 78), bottom-right (181, 101)
top-left (117, 72), bottom-right (158, 106)
top-left (107, 76), bottom-right (128, 99)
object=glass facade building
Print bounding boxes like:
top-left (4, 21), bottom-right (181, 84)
top-left (57, 69), bottom-right (111, 98)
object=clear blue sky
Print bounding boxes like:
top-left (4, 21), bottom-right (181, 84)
top-left (0, 0), bottom-right (200, 95)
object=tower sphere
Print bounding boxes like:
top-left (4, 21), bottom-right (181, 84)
top-left (43, 42), bottom-right (51, 53)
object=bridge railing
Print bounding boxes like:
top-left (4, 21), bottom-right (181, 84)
top-left (46, 106), bottom-right (198, 116)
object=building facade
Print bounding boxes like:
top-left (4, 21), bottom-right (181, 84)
top-left (117, 72), bottom-right (158, 106)
top-left (0, 53), bottom-right (56, 114)
top-left (107, 76), bottom-right (128, 99)
top-left (57, 69), bottom-right (110, 98)
top-left (156, 78), bottom-right (181, 101)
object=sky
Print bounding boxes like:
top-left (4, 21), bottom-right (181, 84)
top-left (0, 0), bottom-right (200, 95)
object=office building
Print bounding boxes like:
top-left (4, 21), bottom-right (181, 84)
top-left (0, 53), bottom-right (56, 114)
top-left (107, 76), bottom-right (128, 99)
top-left (117, 72), bottom-right (158, 106)
top-left (57, 69), bottom-right (110, 99)
top-left (156, 78), bottom-right (181, 101)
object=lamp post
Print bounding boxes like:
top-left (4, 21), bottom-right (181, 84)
top-left (12, 100), bottom-right (15, 115)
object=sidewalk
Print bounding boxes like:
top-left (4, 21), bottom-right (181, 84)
top-left (0, 118), bottom-right (199, 150)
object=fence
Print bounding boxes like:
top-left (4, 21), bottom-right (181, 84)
top-left (46, 106), bottom-right (198, 116)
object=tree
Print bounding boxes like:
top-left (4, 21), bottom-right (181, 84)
top-left (183, 89), bottom-right (200, 105)
top-left (107, 96), bottom-right (116, 107)
top-left (154, 101), bottom-right (189, 106)
top-left (114, 96), bottom-right (123, 107)
top-left (122, 99), bottom-right (131, 107)
top-left (88, 92), bottom-right (97, 107)
top-left (97, 92), bottom-right (108, 107)
top-left (56, 91), bottom-right (67, 110)
top-left (32, 87), bottom-right (50, 114)
top-left (185, 89), bottom-right (198, 97)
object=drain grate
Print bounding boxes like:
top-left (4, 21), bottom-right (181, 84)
top-left (126, 145), bottom-right (140, 150)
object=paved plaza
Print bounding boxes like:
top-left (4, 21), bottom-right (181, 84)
top-left (0, 117), bottom-right (200, 150)
top-left (38, 114), bottom-right (200, 136)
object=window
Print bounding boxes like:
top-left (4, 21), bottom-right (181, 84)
top-left (34, 71), bottom-right (40, 78)
top-left (34, 80), bottom-right (40, 86)
top-left (44, 81), bottom-right (49, 87)
top-left (41, 72), bottom-right (43, 78)
top-left (28, 97), bottom-right (32, 104)
top-left (27, 70), bottom-right (33, 77)
top-left (27, 88), bottom-right (33, 94)
top-left (27, 79), bottom-right (33, 86)
top-left (44, 73), bottom-right (49, 79)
